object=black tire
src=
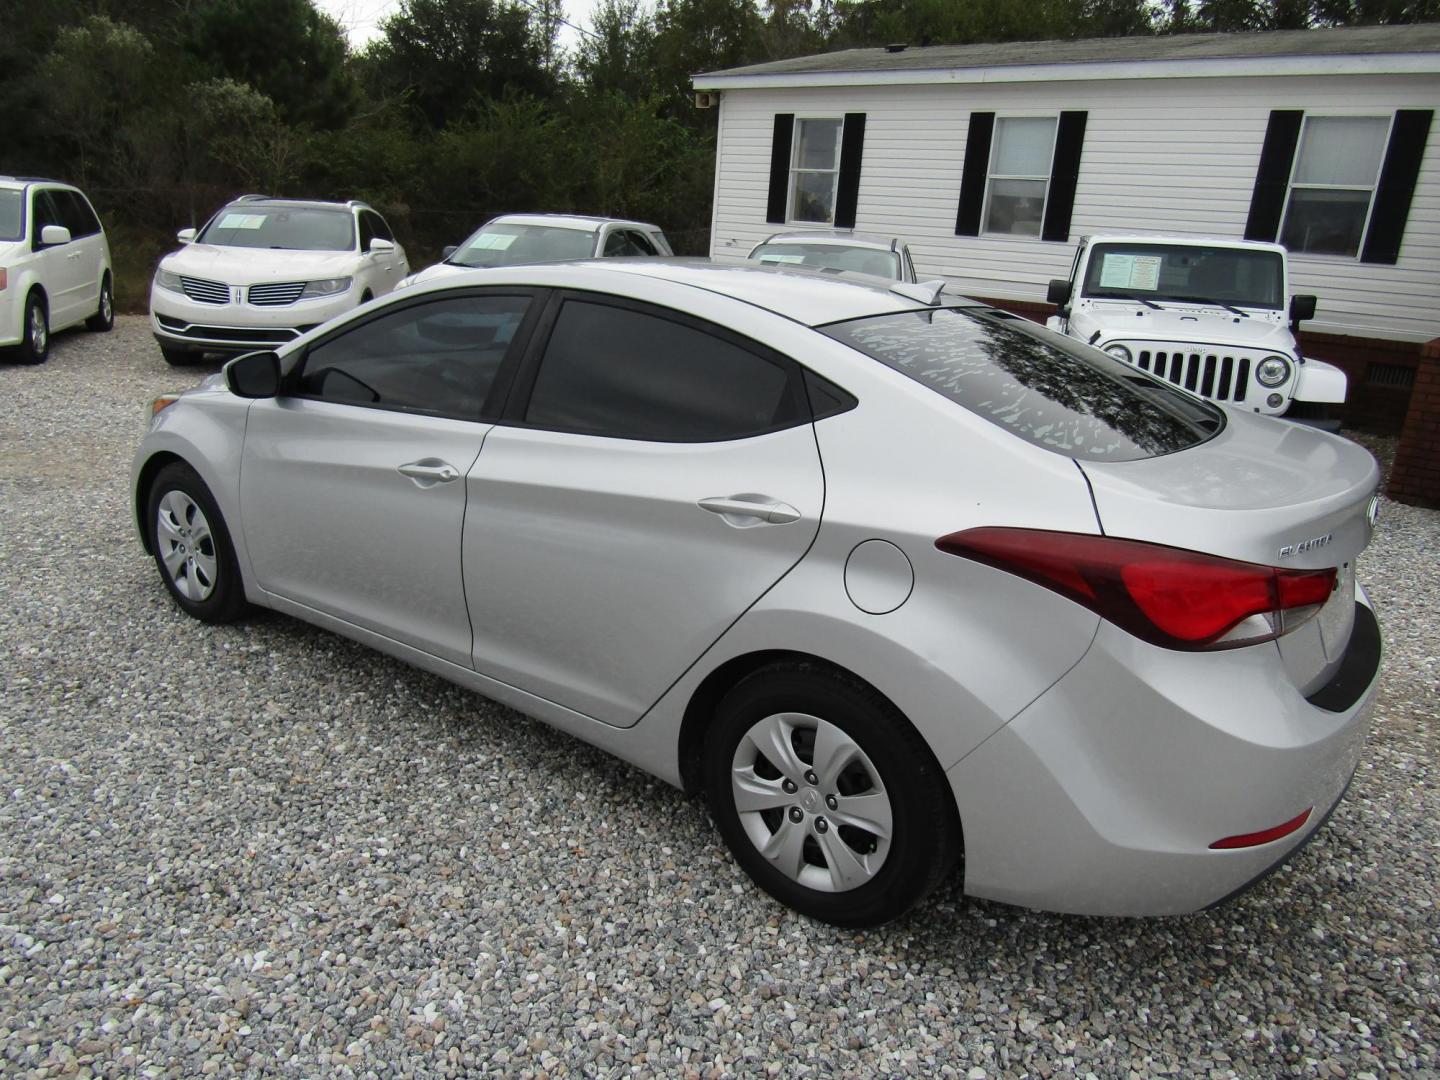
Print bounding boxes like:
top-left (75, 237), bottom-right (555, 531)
top-left (160, 345), bottom-right (199, 367)
top-left (145, 461), bottom-right (251, 624)
top-left (86, 273), bottom-right (114, 331)
top-left (703, 662), bottom-right (959, 927)
top-left (15, 291), bottom-right (49, 365)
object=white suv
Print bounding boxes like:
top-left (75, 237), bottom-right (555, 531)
top-left (0, 176), bottom-right (114, 365)
top-left (150, 197), bottom-right (407, 366)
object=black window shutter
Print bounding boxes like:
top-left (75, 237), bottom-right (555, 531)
top-left (766, 114), bottom-right (795, 225)
top-left (1361, 109), bottom-right (1433, 265)
top-left (955, 112), bottom-right (995, 236)
top-left (1041, 111), bottom-right (1087, 243)
top-left (1245, 110), bottom-right (1304, 242)
top-left (834, 113), bottom-right (867, 229)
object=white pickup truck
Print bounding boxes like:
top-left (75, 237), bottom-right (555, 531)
top-left (1044, 235), bottom-right (1347, 424)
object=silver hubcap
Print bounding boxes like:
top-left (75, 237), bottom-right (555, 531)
top-left (155, 491), bottom-right (218, 602)
top-left (29, 305), bottom-right (46, 352)
top-left (101, 287), bottom-right (112, 321)
top-left (731, 712), bottom-right (893, 893)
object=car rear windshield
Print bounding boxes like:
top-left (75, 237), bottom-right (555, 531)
top-left (0, 190), bottom-right (22, 241)
top-left (1080, 242), bottom-right (1285, 310)
top-left (822, 307), bottom-right (1223, 461)
top-left (198, 207), bottom-right (356, 251)
top-left (751, 242), bottom-right (899, 281)
top-left (448, 224), bottom-right (597, 268)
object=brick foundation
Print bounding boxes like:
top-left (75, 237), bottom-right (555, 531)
top-left (1387, 338), bottom-right (1440, 509)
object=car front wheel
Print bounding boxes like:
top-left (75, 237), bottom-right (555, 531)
top-left (16, 292), bottom-right (48, 364)
top-left (704, 662), bottom-right (959, 927)
top-left (145, 462), bottom-right (251, 624)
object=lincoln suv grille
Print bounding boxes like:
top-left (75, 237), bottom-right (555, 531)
top-left (248, 282), bottom-right (307, 307)
top-left (179, 276), bottom-right (229, 305)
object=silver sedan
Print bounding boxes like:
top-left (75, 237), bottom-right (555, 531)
top-left (132, 260), bottom-right (1382, 926)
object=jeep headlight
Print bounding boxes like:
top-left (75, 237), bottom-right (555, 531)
top-left (1104, 344), bottom-right (1132, 364)
top-left (154, 268), bottom-right (185, 294)
top-left (301, 277), bottom-right (352, 298)
top-left (1256, 355), bottom-right (1292, 387)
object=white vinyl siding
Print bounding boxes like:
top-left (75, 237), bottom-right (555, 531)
top-left (707, 74), bottom-right (1440, 343)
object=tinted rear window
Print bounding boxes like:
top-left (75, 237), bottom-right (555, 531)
top-left (822, 307), bottom-right (1222, 461)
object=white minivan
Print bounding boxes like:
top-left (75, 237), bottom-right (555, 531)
top-left (0, 176), bottom-right (115, 364)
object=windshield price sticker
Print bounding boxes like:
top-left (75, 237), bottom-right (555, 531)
top-left (471, 233), bottom-right (519, 251)
top-left (1099, 253), bottom-right (1162, 291)
top-left (217, 213), bottom-right (266, 230)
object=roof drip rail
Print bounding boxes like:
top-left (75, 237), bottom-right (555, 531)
top-left (235, 193), bottom-right (269, 201)
top-left (891, 279), bottom-right (947, 305)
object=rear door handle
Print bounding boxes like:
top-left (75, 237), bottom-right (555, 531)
top-left (398, 459), bottom-right (459, 486)
top-left (698, 495), bottom-right (801, 525)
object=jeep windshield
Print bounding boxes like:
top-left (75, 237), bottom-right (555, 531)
top-left (823, 307), bottom-right (1222, 462)
top-left (0, 190), bottom-right (23, 241)
top-left (197, 207), bottom-right (356, 251)
top-left (447, 223), bottom-right (596, 268)
top-left (1081, 243), bottom-right (1284, 310)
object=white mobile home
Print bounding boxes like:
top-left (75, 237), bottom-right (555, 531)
top-left (693, 26), bottom-right (1440, 427)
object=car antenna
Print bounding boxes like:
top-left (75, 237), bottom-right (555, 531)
top-left (890, 279), bottom-right (946, 305)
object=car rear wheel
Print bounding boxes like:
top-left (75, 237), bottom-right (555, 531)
top-left (146, 462), bottom-right (251, 624)
top-left (703, 662), bottom-right (959, 927)
top-left (15, 292), bottom-right (48, 365)
top-left (87, 273), bottom-right (114, 331)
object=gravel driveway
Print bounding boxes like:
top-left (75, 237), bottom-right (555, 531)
top-left (2, 317), bottom-right (1437, 1079)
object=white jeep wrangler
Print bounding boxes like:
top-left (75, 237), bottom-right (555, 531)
top-left (1045, 235), bottom-right (1346, 423)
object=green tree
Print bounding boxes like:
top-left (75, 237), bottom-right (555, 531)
top-left (364, 0), bottom-right (557, 129)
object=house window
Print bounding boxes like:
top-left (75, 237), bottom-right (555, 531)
top-left (1280, 115), bottom-right (1390, 258)
top-left (983, 116), bottom-right (1058, 237)
top-left (789, 118), bottom-right (843, 224)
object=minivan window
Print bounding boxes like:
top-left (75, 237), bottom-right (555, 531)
top-left (0, 190), bottom-right (25, 241)
top-left (823, 307), bottom-right (1222, 461)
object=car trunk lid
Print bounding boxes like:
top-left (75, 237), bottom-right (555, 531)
top-left (1078, 411), bottom-right (1379, 694)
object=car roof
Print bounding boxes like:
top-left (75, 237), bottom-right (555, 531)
top-left (488, 213), bottom-right (661, 232)
top-left (413, 257), bottom-right (974, 326)
top-left (757, 231), bottom-right (902, 252)
top-left (0, 176), bottom-right (74, 191)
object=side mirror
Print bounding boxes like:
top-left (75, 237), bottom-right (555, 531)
top-left (1046, 278), bottom-right (1071, 307)
top-left (177, 227), bottom-right (197, 244)
top-left (441, 244), bottom-right (458, 260)
top-left (225, 350), bottom-right (281, 399)
top-left (368, 237), bottom-right (395, 254)
top-left (1289, 293), bottom-right (1317, 325)
top-left (40, 224), bottom-right (71, 247)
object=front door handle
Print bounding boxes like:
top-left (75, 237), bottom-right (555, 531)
top-left (698, 495), bottom-right (801, 525)
top-left (398, 459), bottom-right (459, 487)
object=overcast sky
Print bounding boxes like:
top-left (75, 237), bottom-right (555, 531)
top-left (314, 0), bottom-right (594, 52)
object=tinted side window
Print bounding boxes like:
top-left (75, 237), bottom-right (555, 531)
top-left (357, 213), bottom-right (375, 250)
top-left (32, 191), bottom-right (63, 247)
top-left (603, 231), bottom-right (650, 257)
top-left (525, 300), bottom-right (801, 441)
top-left (369, 212), bottom-right (394, 241)
top-left (296, 295), bottom-right (530, 419)
top-left (56, 190), bottom-right (101, 237)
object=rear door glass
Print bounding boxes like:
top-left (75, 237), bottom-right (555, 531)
top-left (822, 307), bottom-right (1222, 461)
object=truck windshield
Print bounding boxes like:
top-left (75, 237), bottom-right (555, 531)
top-left (822, 307), bottom-right (1222, 462)
top-left (1081, 243), bottom-right (1284, 310)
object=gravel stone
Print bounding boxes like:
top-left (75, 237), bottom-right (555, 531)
top-left (1, 317), bottom-right (1437, 1078)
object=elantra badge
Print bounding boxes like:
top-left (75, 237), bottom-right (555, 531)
top-left (1279, 533), bottom-right (1332, 559)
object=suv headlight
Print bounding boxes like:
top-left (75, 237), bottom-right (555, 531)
top-left (1104, 344), bottom-right (1133, 364)
top-left (154, 268), bottom-right (185, 293)
top-left (301, 277), bottom-right (352, 298)
top-left (1256, 356), bottom-right (1292, 387)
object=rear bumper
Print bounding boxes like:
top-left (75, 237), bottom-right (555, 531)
top-left (948, 593), bottom-right (1381, 916)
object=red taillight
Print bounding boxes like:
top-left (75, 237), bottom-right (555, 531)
top-left (936, 527), bottom-right (1336, 651)
top-left (1210, 808), bottom-right (1312, 849)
